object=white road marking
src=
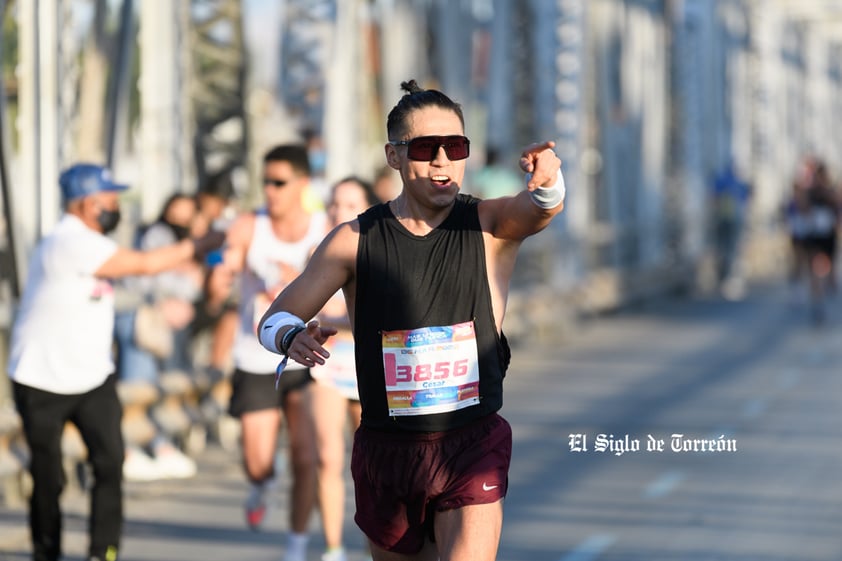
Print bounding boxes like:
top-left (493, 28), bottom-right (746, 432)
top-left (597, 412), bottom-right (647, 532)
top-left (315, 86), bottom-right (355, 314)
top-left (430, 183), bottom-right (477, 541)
top-left (643, 470), bottom-right (686, 499)
top-left (557, 534), bottom-right (617, 561)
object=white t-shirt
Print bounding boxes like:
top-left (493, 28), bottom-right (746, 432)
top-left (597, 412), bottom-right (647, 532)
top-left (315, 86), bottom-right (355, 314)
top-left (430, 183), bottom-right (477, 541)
top-left (7, 214), bottom-right (119, 394)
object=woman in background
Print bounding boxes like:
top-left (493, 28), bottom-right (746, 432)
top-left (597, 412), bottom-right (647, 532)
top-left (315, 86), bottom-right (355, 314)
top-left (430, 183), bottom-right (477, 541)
top-left (310, 176), bottom-right (378, 561)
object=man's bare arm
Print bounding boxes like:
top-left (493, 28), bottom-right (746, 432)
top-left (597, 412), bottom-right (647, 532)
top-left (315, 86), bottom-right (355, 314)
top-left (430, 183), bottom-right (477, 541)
top-left (479, 141), bottom-right (564, 241)
top-left (95, 239), bottom-right (197, 279)
top-left (257, 222), bottom-right (357, 365)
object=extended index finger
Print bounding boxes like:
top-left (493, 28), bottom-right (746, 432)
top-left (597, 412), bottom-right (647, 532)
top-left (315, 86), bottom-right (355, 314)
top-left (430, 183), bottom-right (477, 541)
top-left (521, 140), bottom-right (556, 158)
top-left (520, 140), bottom-right (557, 173)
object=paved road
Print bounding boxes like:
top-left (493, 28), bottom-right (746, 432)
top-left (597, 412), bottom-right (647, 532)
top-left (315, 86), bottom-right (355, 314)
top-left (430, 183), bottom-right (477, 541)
top-left (1, 279), bottom-right (840, 561)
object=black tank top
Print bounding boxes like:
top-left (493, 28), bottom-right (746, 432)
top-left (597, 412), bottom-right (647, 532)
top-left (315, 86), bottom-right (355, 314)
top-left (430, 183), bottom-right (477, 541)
top-left (355, 194), bottom-right (511, 432)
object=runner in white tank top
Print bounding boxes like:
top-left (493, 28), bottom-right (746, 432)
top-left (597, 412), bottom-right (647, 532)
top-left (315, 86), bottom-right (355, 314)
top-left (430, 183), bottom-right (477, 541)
top-left (219, 144), bottom-right (324, 561)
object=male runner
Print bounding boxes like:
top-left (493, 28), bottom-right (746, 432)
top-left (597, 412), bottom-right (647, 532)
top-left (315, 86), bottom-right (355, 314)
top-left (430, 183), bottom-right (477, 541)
top-left (224, 144), bottom-right (326, 561)
top-left (257, 81), bottom-right (564, 561)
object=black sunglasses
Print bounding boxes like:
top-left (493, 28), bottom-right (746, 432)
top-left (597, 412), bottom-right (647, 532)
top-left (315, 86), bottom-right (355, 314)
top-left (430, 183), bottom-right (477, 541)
top-left (389, 135), bottom-right (470, 161)
top-left (263, 177), bottom-right (289, 188)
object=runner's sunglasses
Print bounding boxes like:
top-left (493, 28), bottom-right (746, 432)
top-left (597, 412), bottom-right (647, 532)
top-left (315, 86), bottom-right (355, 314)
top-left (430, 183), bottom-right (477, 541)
top-left (263, 178), bottom-right (289, 188)
top-left (389, 135), bottom-right (471, 161)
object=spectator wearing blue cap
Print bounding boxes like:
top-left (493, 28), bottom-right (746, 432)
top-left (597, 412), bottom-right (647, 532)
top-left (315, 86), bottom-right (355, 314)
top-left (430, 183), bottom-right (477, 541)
top-left (6, 163), bottom-right (225, 561)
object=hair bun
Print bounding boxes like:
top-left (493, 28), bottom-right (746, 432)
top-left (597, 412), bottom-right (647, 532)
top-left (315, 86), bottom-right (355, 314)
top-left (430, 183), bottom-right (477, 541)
top-left (400, 79), bottom-right (422, 94)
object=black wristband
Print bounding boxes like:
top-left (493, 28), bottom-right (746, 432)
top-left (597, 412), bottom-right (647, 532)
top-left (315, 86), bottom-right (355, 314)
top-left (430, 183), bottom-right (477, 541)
top-left (280, 325), bottom-right (306, 355)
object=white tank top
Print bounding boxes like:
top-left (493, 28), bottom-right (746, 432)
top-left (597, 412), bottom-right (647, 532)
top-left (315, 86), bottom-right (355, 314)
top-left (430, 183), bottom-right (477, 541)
top-left (232, 209), bottom-right (327, 374)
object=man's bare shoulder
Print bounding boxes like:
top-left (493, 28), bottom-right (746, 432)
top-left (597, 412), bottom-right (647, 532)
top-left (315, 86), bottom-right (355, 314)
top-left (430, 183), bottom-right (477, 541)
top-left (227, 211), bottom-right (257, 243)
top-left (323, 219), bottom-right (361, 256)
top-left (476, 195), bottom-right (516, 233)
top-left (229, 209), bottom-right (257, 228)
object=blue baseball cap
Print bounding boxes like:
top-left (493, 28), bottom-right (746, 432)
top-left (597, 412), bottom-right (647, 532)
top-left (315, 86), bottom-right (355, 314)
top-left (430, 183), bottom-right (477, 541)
top-left (59, 163), bottom-right (129, 201)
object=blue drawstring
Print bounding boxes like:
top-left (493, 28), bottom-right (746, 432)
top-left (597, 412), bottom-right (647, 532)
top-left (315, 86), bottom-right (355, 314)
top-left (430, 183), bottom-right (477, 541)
top-left (274, 356), bottom-right (289, 390)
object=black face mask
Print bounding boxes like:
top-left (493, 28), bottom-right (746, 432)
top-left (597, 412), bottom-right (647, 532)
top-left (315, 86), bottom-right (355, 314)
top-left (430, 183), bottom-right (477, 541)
top-left (166, 222), bottom-right (191, 241)
top-left (97, 208), bottom-right (121, 234)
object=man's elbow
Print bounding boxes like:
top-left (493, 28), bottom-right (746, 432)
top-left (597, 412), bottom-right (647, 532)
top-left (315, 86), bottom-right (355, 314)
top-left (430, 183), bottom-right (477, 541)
top-left (527, 204), bottom-right (563, 237)
top-left (533, 199), bottom-right (564, 224)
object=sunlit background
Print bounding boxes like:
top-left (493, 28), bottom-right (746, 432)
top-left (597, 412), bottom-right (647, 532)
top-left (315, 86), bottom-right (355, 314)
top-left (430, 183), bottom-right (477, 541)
top-left (1, 2), bottom-right (842, 559)
top-left (2, 0), bottom-right (842, 354)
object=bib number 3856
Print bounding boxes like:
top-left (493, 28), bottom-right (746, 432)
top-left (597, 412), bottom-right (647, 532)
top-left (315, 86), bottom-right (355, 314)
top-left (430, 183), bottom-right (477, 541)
top-left (381, 322), bottom-right (480, 416)
top-left (384, 358), bottom-right (469, 384)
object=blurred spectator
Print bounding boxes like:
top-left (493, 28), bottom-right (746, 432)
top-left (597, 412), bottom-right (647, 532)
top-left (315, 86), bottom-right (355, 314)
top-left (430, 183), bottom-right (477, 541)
top-left (371, 164), bottom-right (400, 203)
top-left (114, 193), bottom-right (203, 481)
top-left (195, 165), bottom-right (240, 235)
top-left (309, 176), bottom-right (378, 561)
top-left (135, 194), bottom-right (204, 372)
top-left (7, 163), bottom-right (223, 561)
top-left (190, 167), bottom-right (242, 439)
top-left (711, 159), bottom-right (752, 300)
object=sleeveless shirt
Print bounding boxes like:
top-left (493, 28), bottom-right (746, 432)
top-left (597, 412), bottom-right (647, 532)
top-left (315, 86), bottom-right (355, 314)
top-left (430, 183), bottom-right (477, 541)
top-left (355, 194), bottom-right (511, 432)
top-left (233, 209), bottom-right (327, 374)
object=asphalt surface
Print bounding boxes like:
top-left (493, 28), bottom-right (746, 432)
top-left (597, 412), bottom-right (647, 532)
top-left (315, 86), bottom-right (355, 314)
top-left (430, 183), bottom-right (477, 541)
top-left (1, 278), bottom-right (841, 561)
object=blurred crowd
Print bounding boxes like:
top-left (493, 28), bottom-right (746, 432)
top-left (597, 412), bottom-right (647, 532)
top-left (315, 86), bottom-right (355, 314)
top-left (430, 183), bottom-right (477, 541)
top-left (0, 136), bottom-right (408, 561)
top-left (109, 153), bottom-right (382, 484)
top-left (112, 171), bottom-right (240, 482)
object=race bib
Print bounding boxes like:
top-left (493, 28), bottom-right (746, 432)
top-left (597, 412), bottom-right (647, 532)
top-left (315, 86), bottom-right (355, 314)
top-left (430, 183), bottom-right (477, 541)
top-left (382, 321), bottom-right (480, 416)
top-left (310, 333), bottom-right (359, 401)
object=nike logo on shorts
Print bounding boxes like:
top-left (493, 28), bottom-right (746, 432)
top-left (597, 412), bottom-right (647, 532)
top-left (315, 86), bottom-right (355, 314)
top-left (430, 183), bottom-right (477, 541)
top-left (482, 482), bottom-right (498, 491)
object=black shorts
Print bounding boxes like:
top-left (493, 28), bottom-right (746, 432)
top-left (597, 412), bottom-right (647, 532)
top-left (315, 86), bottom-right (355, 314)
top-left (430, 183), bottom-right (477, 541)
top-left (228, 368), bottom-right (312, 417)
top-left (351, 412), bottom-right (512, 554)
top-left (804, 234), bottom-right (837, 259)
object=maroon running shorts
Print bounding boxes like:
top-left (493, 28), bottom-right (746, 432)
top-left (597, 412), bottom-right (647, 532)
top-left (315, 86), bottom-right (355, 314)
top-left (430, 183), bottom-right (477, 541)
top-left (351, 412), bottom-right (512, 554)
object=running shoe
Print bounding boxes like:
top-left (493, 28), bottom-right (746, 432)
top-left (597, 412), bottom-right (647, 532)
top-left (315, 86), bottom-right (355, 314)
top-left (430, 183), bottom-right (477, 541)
top-left (88, 545), bottom-right (119, 561)
top-left (153, 443), bottom-right (197, 479)
top-left (245, 501), bottom-right (267, 530)
top-left (321, 547), bottom-right (347, 561)
top-left (283, 549), bottom-right (307, 561)
top-left (244, 479), bottom-right (273, 530)
top-left (283, 536), bottom-right (308, 561)
top-left (123, 446), bottom-right (163, 482)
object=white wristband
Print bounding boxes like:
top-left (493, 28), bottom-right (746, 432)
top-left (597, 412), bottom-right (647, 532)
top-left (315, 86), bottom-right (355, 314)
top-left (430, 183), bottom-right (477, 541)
top-left (259, 311), bottom-right (305, 354)
top-left (526, 169), bottom-right (566, 209)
